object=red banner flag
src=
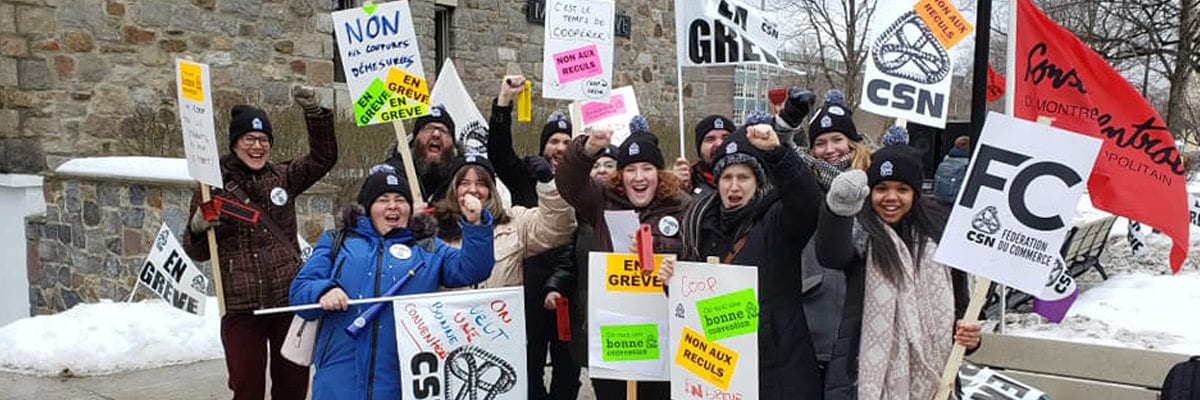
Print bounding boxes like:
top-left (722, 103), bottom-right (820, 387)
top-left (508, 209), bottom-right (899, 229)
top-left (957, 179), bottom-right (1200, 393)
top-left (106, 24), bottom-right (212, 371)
top-left (986, 64), bottom-right (1005, 103)
top-left (1014, 0), bottom-right (1188, 272)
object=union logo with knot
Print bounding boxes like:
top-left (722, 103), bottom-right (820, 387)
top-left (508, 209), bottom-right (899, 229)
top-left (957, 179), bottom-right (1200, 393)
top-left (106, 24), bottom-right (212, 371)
top-left (972, 206), bottom-right (1002, 235)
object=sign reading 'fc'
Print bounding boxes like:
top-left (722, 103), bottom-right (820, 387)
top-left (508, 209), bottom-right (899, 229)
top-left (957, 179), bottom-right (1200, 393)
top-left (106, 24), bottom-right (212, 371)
top-left (958, 144), bottom-right (1084, 231)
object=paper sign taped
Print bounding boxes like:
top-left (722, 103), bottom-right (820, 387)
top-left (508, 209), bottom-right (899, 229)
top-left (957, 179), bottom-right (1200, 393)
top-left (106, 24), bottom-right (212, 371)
top-left (913, 0), bottom-right (974, 49)
top-left (601, 323), bottom-right (660, 361)
top-left (674, 326), bottom-right (739, 390)
top-left (178, 62), bottom-right (204, 102)
top-left (581, 94), bottom-right (627, 125)
top-left (384, 67), bottom-right (431, 104)
top-left (695, 288), bottom-right (758, 341)
top-left (354, 78), bottom-right (393, 126)
top-left (604, 254), bottom-right (665, 293)
top-left (553, 44), bottom-right (604, 84)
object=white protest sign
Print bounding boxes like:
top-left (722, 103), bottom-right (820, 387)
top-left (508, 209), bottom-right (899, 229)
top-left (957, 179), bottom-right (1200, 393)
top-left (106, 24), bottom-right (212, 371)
top-left (298, 234), bottom-right (313, 263)
top-left (935, 112), bottom-right (1101, 296)
top-left (675, 0), bottom-right (784, 67)
top-left (568, 86), bottom-right (641, 146)
top-left (859, 0), bottom-right (973, 128)
top-left (175, 59), bottom-right (222, 189)
top-left (588, 252), bottom-right (672, 381)
top-left (542, 0), bottom-right (615, 101)
top-left (668, 261), bottom-right (759, 399)
top-left (332, 1), bottom-right (429, 126)
top-left (958, 362), bottom-right (1048, 400)
top-left (394, 287), bottom-right (526, 400)
top-left (138, 223), bottom-right (208, 315)
top-left (431, 59), bottom-right (489, 156)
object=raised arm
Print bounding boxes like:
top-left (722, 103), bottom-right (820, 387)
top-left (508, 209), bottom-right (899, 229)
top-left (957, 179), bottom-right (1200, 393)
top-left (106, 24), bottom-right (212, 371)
top-left (814, 170), bottom-right (870, 271)
top-left (516, 180), bottom-right (578, 258)
top-left (284, 86), bottom-right (339, 195)
top-left (488, 76), bottom-right (537, 207)
top-left (438, 210), bottom-right (497, 287)
top-left (555, 132), bottom-right (608, 227)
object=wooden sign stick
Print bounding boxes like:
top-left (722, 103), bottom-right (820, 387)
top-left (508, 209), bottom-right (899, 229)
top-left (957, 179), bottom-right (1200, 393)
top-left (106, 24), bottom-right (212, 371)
top-left (200, 183), bottom-right (227, 317)
top-left (392, 121), bottom-right (425, 204)
top-left (934, 276), bottom-right (992, 400)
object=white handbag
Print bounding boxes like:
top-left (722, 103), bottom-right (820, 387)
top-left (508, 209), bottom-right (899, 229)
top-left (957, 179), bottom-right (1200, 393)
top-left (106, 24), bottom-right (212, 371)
top-left (281, 315), bottom-right (320, 366)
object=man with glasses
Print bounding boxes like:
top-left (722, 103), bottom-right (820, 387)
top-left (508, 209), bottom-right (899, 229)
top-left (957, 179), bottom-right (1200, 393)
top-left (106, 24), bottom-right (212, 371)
top-left (183, 86), bottom-right (338, 400)
top-left (385, 105), bottom-right (460, 204)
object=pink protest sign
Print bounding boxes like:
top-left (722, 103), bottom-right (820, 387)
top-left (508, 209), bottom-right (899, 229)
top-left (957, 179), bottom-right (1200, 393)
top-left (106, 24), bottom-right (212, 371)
top-left (581, 94), bottom-right (627, 125)
top-left (553, 44), bottom-right (603, 84)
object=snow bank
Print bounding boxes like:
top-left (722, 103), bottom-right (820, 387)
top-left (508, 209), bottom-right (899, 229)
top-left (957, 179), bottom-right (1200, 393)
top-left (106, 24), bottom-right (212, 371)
top-left (1006, 271), bottom-right (1200, 355)
top-left (0, 297), bottom-right (221, 376)
top-left (54, 157), bottom-right (194, 185)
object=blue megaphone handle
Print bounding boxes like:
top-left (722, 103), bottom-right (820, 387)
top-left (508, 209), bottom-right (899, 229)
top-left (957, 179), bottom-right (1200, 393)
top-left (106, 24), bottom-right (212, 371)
top-left (345, 262), bottom-right (424, 338)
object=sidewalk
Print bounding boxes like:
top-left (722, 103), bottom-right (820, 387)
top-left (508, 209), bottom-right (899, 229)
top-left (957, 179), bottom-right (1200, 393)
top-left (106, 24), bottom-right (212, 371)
top-left (0, 360), bottom-right (598, 399)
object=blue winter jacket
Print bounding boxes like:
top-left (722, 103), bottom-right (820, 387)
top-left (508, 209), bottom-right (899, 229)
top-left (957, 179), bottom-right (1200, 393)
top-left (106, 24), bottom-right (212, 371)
top-left (289, 212), bottom-right (495, 400)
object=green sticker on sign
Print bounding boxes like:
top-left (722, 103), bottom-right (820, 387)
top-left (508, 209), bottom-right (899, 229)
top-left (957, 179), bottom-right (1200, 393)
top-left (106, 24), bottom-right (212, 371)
top-left (600, 324), bottom-right (659, 361)
top-left (363, 4), bottom-right (377, 15)
top-left (353, 78), bottom-right (392, 127)
top-left (695, 288), bottom-right (758, 341)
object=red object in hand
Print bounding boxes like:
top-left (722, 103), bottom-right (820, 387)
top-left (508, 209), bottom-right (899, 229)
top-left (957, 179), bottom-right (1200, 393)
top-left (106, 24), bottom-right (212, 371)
top-left (211, 196), bottom-right (261, 224)
top-left (768, 87), bottom-right (787, 105)
top-left (198, 200), bottom-right (219, 222)
top-left (636, 224), bottom-right (654, 275)
top-left (555, 296), bottom-right (571, 342)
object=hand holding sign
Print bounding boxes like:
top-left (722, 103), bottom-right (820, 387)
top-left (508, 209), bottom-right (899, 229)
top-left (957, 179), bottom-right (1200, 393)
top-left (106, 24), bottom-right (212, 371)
top-left (672, 157), bottom-right (691, 186)
top-left (658, 258), bottom-right (675, 283)
top-left (497, 75), bottom-right (526, 107)
top-left (953, 320), bottom-right (982, 350)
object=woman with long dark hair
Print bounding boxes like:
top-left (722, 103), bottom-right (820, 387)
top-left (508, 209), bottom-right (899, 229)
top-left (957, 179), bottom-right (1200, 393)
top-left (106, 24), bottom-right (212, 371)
top-left (817, 145), bottom-right (982, 400)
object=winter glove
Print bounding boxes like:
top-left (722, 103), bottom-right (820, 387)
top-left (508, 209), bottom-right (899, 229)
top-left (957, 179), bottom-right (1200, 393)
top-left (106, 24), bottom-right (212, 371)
top-left (525, 155), bottom-right (555, 183)
top-left (188, 204), bottom-right (222, 235)
top-left (826, 170), bottom-right (869, 217)
top-left (292, 85), bottom-right (320, 114)
top-left (779, 87), bottom-right (816, 127)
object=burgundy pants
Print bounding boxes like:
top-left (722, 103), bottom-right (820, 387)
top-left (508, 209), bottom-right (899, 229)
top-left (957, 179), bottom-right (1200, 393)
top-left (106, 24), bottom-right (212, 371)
top-left (220, 312), bottom-right (310, 400)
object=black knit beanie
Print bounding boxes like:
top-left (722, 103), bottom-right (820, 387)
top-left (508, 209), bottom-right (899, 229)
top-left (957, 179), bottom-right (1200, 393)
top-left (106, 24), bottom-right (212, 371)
top-left (867, 144), bottom-right (924, 191)
top-left (616, 115), bottom-right (664, 169)
top-left (807, 89), bottom-right (862, 146)
top-left (412, 105), bottom-right (456, 142)
top-left (711, 131), bottom-right (767, 186)
top-left (357, 165), bottom-right (413, 210)
top-left (540, 111), bottom-right (573, 154)
top-left (228, 105), bottom-right (272, 149)
top-left (450, 153), bottom-right (497, 180)
top-left (693, 115), bottom-right (735, 157)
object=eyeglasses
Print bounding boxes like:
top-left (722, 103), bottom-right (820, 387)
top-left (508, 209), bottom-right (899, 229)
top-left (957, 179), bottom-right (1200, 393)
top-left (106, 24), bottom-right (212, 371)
top-left (419, 125), bottom-right (450, 135)
top-left (239, 135), bottom-right (271, 147)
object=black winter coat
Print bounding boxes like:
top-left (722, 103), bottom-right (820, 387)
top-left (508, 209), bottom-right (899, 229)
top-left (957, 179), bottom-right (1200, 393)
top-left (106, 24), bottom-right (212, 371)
top-left (815, 205), bottom-right (974, 400)
top-left (680, 145), bottom-right (825, 400)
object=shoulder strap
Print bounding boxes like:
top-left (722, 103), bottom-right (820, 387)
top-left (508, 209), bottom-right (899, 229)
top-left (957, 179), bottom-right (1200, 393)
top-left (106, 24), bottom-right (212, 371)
top-left (223, 180), bottom-right (302, 259)
top-left (328, 229), bottom-right (349, 279)
top-left (722, 236), bottom-right (750, 264)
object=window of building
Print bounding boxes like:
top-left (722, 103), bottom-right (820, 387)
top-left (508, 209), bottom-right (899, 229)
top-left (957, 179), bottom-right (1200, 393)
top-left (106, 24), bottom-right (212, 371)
top-left (435, 6), bottom-right (454, 75)
top-left (333, 0), bottom-right (357, 83)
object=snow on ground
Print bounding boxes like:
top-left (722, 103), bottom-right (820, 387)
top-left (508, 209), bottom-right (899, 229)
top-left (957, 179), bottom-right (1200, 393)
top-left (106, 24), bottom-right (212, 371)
top-left (0, 297), bottom-right (221, 377)
top-left (1003, 191), bottom-right (1200, 356)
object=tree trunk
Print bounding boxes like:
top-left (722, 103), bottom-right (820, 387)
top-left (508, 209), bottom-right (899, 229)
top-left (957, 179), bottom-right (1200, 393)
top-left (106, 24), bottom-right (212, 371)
top-left (1166, 0), bottom-right (1195, 139)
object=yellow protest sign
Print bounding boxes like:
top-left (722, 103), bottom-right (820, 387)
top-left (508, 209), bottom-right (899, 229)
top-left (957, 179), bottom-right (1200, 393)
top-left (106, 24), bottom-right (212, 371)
top-left (913, 0), bottom-right (974, 49)
top-left (178, 61), bottom-right (204, 102)
top-left (385, 67), bottom-right (431, 105)
top-left (674, 326), bottom-right (739, 390)
top-left (604, 253), bottom-right (664, 293)
top-left (378, 96), bottom-right (429, 123)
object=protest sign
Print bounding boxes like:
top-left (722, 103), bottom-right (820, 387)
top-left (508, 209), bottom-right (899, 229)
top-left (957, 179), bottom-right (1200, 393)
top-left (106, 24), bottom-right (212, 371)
top-left (668, 261), bottom-right (759, 398)
top-left (588, 252), bottom-right (671, 381)
top-left (137, 223), bottom-right (208, 315)
top-left (332, 1), bottom-right (429, 126)
top-left (675, 0), bottom-right (784, 67)
top-left (1012, 0), bottom-right (1189, 273)
top-left (298, 234), bottom-right (313, 263)
top-left (542, 0), bottom-right (615, 101)
top-left (859, 0), bottom-right (973, 128)
top-left (568, 86), bottom-right (641, 146)
top-left (394, 287), bottom-right (526, 400)
top-left (430, 59), bottom-right (490, 156)
top-left (958, 362), bottom-right (1049, 400)
top-left (175, 59), bottom-right (222, 188)
top-left (935, 112), bottom-right (1101, 296)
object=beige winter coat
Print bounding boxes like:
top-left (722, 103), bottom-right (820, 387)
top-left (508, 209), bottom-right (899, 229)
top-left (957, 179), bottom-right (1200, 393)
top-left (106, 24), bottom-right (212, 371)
top-left (443, 180), bottom-right (576, 288)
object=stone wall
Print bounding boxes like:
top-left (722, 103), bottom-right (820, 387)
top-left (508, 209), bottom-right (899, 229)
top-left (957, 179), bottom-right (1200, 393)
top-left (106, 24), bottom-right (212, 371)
top-left (24, 174), bottom-right (336, 315)
top-left (0, 0), bottom-right (338, 174)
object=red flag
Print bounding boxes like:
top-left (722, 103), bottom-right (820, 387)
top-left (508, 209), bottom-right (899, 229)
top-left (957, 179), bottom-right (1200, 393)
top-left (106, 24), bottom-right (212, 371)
top-left (1014, 0), bottom-right (1188, 272)
top-left (986, 64), bottom-right (1005, 103)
